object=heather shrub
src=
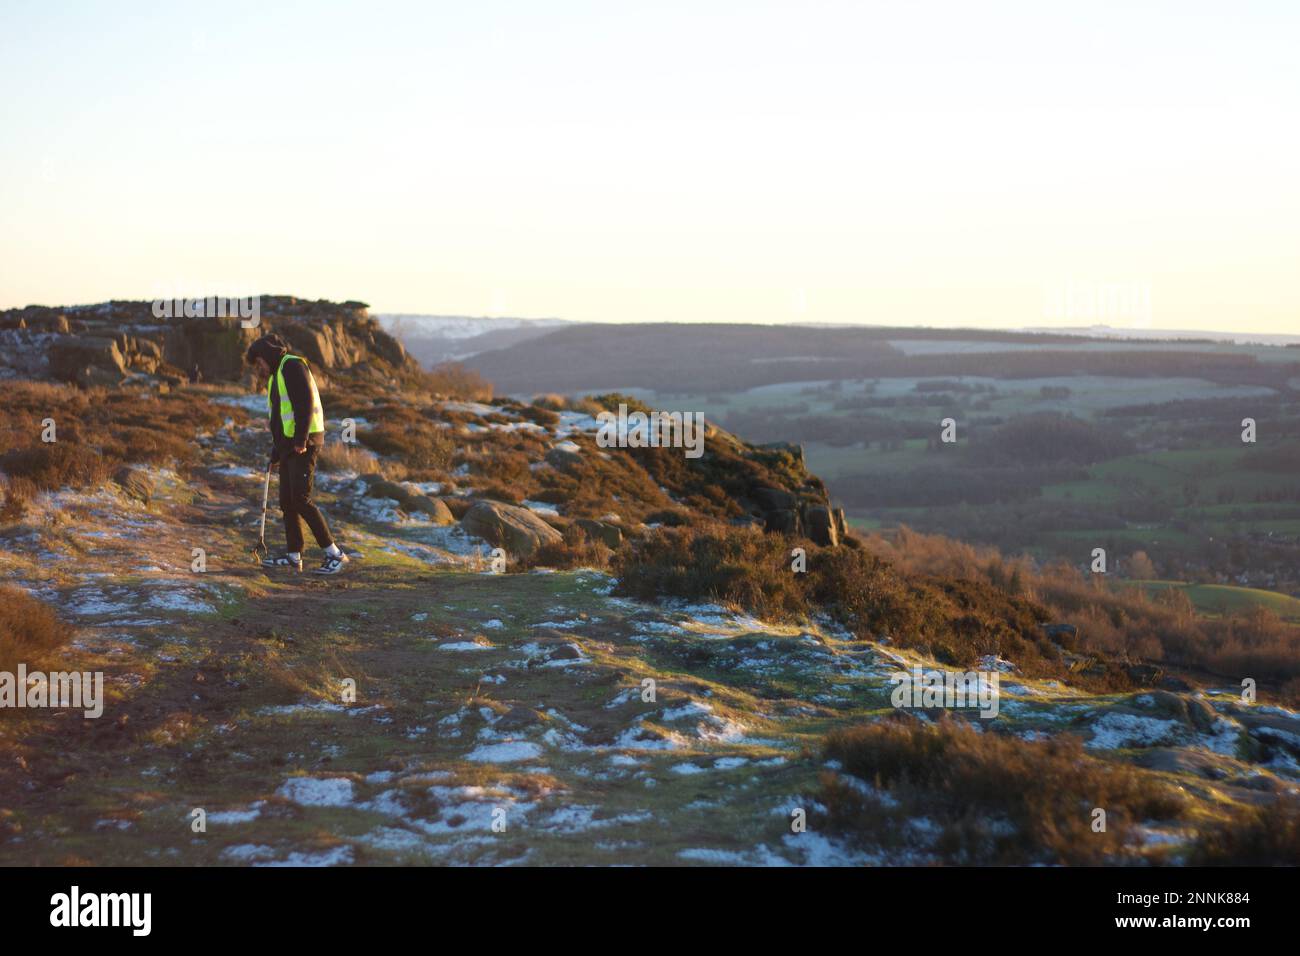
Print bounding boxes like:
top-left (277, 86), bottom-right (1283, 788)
top-left (614, 522), bottom-right (808, 620)
top-left (822, 715), bottom-right (1185, 864)
top-left (1187, 798), bottom-right (1300, 865)
top-left (614, 523), bottom-right (1087, 680)
top-left (1, 444), bottom-right (114, 491)
top-left (0, 478), bottom-right (34, 522)
top-left (863, 525), bottom-right (1300, 699)
top-left (0, 381), bottom-right (238, 490)
top-left (0, 585), bottom-right (74, 677)
top-left (520, 523), bottom-right (614, 571)
top-left (425, 362), bottom-right (493, 401)
top-left (358, 421), bottom-right (454, 474)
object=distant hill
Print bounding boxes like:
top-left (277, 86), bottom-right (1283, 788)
top-left (458, 322), bottom-right (1298, 395)
top-left (376, 314), bottom-right (571, 368)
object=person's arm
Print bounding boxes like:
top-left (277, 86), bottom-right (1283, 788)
top-left (267, 370), bottom-right (284, 463)
top-left (282, 360), bottom-right (313, 451)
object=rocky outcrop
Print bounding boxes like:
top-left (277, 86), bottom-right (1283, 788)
top-left (48, 337), bottom-right (129, 387)
top-left (804, 505), bottom-right (839, 548)
top-left (1, 296), bottom-right (420, 388)
top-left (575, 517), bottom-right (623, 549)
top-left (462, 500), bottom-right (564, 558)
top-left (163, 317), bottom-right (260, 381)
top-left (749, 484), bottom-right (846, 546)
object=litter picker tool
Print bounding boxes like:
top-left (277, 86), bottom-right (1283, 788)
top-left (253, 458), bottom-right (272, 562)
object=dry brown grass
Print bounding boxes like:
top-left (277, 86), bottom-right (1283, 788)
top-left (0, 585), bottom-right (74, 678)
top-left (0, 477), bottom-right (33, 523)
top-left (1187, 797), bottom-right (1300, 865)
top-left (1, 443), bottom-right (115, 491)
top-left (531, 393), bottom-right (602, 415)
top-left (315, 440), bottom-right (408, 479)
top-left (425, 362), bottom-right (493, 402)
top-left (613, 522), bottom-right (1129, 688)
top-left (0, 379), bottom-right (238, 490)
top-left (357, 421), bottom-right (454, 476)
top-left (518, 523), bottom-right (614, 571)
top-left (863, 525), bottom-right (1300, 697)
top-left (614, 521), bottom-right (806, 619)
top-left (474, 481), bottom-right (524, 505)
top-left (822, 715), bottom-right (1186, 864)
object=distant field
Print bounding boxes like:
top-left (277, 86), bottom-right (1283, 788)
top-left (1041, 447), bottom-right (1298, 507)
top-left (1128, 581), bottom-right (1300, 621)
top-left (626, 363), bottom-right (1300, 608)
top-left (652, 376), bottom-right (1280, 443)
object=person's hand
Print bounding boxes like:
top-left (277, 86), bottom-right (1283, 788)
top-left (293, 442), bottom-right (307, 455)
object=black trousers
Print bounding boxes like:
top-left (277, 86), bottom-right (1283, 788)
top-left (278, 445), bottom-right (334, 553)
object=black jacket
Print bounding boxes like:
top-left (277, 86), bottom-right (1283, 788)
top-left (268, 356), bottom-right (324, 462)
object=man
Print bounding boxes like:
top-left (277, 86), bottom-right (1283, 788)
top-left (245, 333), bottom-right (349, 574)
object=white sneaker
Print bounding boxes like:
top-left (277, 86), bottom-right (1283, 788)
top-left (262, 553), bottom-right (303, 572)
top-left (313, 552), bottom-right (350, 575)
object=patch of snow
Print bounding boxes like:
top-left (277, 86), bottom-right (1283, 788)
top-left (1086, 712), bottom-right (1183, 750)
top-left (661, 700), bottom-right (713, 721)
top-left (713, 757), bottom-right (749, 770)
top-left (465, 741), bottom-right (543, 763)
top-left (276, 777), bottom-right (355, 807)
top-left (208, 803), bottom-right (264, 824)
top-left (255, 846), bottom-right (355, 868)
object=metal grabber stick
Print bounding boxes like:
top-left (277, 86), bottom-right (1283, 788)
top-left (253, 458), bottom-right (272, 562)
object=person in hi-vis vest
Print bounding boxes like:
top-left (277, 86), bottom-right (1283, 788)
top-left (245, 333), bottom-right (349, 574)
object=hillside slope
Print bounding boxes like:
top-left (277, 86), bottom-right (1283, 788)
top-left (0, 299), bottom-right (1297, 865)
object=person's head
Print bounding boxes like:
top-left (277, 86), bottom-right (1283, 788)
top-left (245, 333), bottom-right (290, 377)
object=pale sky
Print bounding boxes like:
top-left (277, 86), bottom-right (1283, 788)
top-left (1, 0), bottom-right (1297, 332)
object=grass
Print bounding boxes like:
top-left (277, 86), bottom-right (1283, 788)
top-left (517, 523), bottom-right (614, 571)
top-left (358, 422), bottom-right (454, 476)
top-left (0, 382), bottom-right (240, 491)
top-left (0, 585), bottom-right (74, 678)
top-left (1127, 581), bottom-right (1300, 622)
top-left (1187, 798), bottom-right (1300, 866)
top-left (612, 522), bottom-right (1145, 691)
top-left (862, 526), bottom-right (1300, 698)
top-left (316, 440), bottom-right (404, 479)
top-left (821, 715), bottom-right (1187, 864)
top-left (424, 362), bottom-right (493, 401)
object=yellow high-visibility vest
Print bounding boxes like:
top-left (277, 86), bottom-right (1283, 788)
top-left (267, 354), bottom-right (325, 439)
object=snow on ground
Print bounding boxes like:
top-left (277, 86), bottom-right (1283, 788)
top-left (466, 741), bottom-right (543, 763)
top-left (439, 641), bottom-right (494, 652)
top-left (1086, 712), bottom-right (1184, 750)
top-left (209, 393), bottom-right (267, 414)
top-left (276, 777), bottom-right (356, 807)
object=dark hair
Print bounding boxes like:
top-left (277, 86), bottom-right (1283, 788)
top-left (245, 333), bottom-right (290, 367)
